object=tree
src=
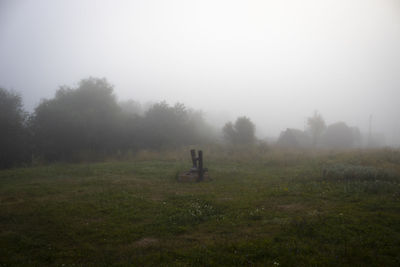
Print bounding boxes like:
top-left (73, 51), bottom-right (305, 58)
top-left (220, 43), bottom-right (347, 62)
top-left (320, 122), bottom-right (354, 149)
top-left (350, 127), bottom-right (362, 147)
top-left (119, 99), bottom-right (143, 116)
top-left (222, 116), bottom-right (256, 144)
top-left (140, 101), bottom-right (209, 148)
top-left (0, 88), bottom-right (29, 168)
top-left (277, 128), bottom-right (311, 148)
top-left (222, 122), bottom-right (236, 144)
top-left (307, 111), bottom-right (326, 146)
top-left (30, 77), bottom-right (214, 160)
top-left (31, 77), bottom-right (122, 161)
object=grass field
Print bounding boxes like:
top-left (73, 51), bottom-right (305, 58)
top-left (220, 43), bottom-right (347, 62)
top-left (1, 147), bottom-right (400, 266)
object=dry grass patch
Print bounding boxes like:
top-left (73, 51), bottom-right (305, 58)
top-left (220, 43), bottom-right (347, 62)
top-left (133, 237), bottom-right (159, 248)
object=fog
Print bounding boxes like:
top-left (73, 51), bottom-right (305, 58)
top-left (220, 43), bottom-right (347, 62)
top-left (1, 0), bottom-right (400, 145)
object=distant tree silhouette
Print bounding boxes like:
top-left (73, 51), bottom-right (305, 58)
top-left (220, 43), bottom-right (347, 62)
top-left (140, 102), bottom-right (210, 148)
top-left (222, 116), bottom-right (256, 144)
top-left (277, 128), bottom-right (311, 148)
top-left (321, 122), bottom-right (355, 149)
top-left (307, 111), bottom-right (326, 146)
top-left (222, 122), bottom-right (236, 144)
top-left (31, 77), bottom-right (121, 161)
top-left (0, 88), bottom-right (29, 168)
top-left (119, 99), bottom-right (143, 116)
top-left (29, 77), bottom-right (214, 161)
top-left (350, 126), bottom-right (362, 147)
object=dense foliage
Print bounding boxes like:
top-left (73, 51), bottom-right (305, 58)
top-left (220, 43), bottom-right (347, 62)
top-left (222, 116), bottom-right (256, 145)
top-left (1, 78), bottom-right (213, 167)
top-left (0, 88), bottom-right (30, 168)
top-left (321, 122), bottom-right (356, 149)
top-left (31, 78), bottom-right (121, 161)
top-left (0, 77), bottom-right (383, 168)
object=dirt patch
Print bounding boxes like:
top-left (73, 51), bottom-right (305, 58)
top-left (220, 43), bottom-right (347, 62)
top-left (276, 203), bottom-right (307, 211)
top-left (178, 171), bottom-right (210, 182)
top-left (0, 196), bottom-right (25, 205)
top-left (133, 237), bottom-right (159, 247)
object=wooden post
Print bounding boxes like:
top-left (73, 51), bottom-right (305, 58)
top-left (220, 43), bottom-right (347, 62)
top-left (198, 150), bottom-right (203, 181)
top-left (190, 149), bottom-right (197, 169)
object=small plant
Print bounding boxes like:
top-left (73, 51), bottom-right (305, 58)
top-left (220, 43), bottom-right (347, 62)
top-left (166, 197), bottom-right (223, 226)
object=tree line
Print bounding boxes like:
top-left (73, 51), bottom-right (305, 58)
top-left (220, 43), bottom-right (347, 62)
top-left (1, 77), bottom-right (218, 168)
top-left (1, 77), bottom-right (374, 169)
top-left (277, 111), bottom-right (364, 149)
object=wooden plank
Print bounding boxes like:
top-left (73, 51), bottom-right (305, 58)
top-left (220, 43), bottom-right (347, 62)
top-left (198, 150), bottom-right (203, 181)
top-left (190, 149), bottom-right (197, 168)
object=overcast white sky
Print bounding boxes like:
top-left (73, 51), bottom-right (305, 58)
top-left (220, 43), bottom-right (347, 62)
top-left (1, 0), bottom-right (400, 143)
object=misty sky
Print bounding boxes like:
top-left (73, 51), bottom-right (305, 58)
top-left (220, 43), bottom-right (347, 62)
top-left (1, 0), bottom-right (400, 143)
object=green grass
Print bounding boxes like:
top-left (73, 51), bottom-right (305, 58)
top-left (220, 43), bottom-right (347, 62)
top-left (1, 148), bottom-right (400, 266)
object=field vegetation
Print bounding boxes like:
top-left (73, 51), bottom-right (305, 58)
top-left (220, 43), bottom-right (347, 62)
top-left (1, 147), bottom-right (400, 266)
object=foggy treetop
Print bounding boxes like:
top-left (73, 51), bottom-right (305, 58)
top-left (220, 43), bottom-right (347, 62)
top-left (1, 0), bottom-right (399, 144)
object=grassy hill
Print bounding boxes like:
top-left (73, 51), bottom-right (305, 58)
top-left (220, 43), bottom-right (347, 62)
top-left (1, 147), bottom-right (400, 266)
